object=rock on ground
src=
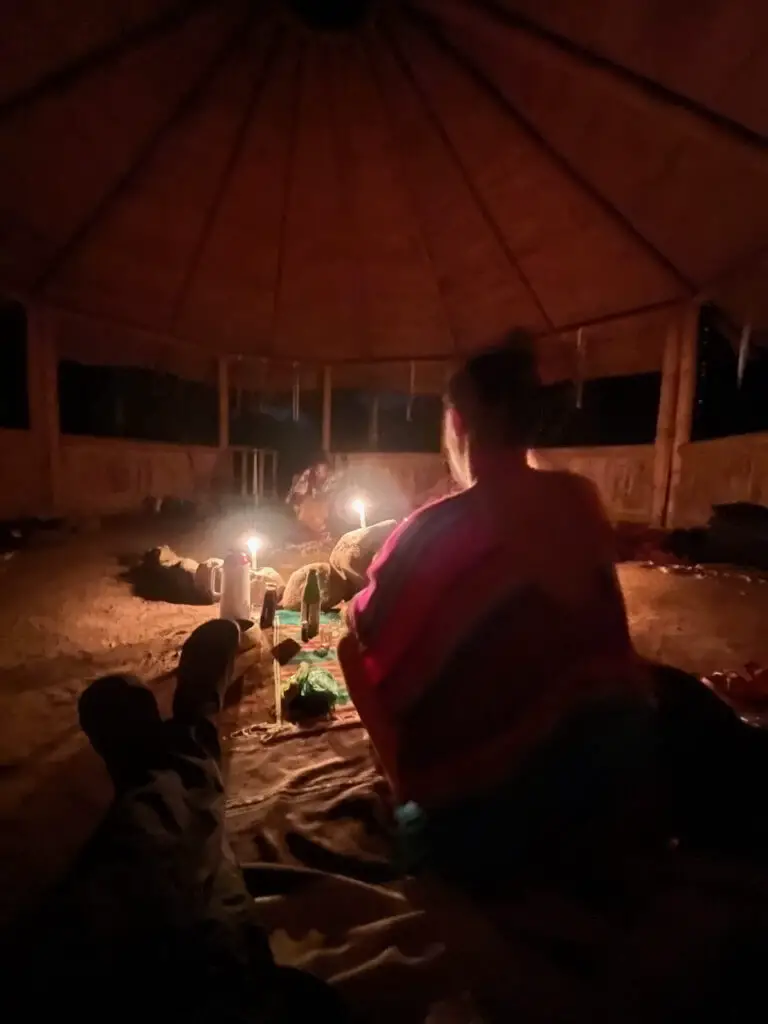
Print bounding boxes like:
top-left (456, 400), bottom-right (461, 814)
top-left (127, 546), bottom-right (205, 604)
top-left (250, 566), bottom-right (285, 607)
top-left (330, 520), bottom-right (397, 593)
top-left (194, 562), bottom-right (287, 608)
top-left (281, 562), bottom-right (349, 611)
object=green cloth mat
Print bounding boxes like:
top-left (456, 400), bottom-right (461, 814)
top-left (274, 609), bottom-right (350, 716)
top-left (274, 609), bottom-right (342, 666)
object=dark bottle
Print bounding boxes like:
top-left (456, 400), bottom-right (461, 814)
top-left (259, 586), bottom-right (277, 630)
top-left (300, 568), bottom-right (321, 642)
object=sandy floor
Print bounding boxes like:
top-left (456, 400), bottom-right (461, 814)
top-left (0, 510), bottom-right (325, 923)
top-left (2, 514), bottom-right (768, 924)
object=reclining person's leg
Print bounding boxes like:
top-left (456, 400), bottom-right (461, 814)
top-left (75, 620), bottom-right (265, 952)
top-left (19, 620), bottom-right (349, 1022)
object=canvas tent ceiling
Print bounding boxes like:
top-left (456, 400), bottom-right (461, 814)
top-left (0, 0), bottom-right (766, 378)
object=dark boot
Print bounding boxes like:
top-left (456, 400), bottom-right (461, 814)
top-left (78, 674), bottom-right (163, 789)
top-left (173, 618), bottom-right (241, 722)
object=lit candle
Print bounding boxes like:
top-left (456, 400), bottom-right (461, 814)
top-left (246, 536), bottom-right (263, 570)
top-left (351, 498), bottom-right (367, 529)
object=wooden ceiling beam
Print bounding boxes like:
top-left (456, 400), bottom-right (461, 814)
top-left (268, 41), bottom-right (306, 357)
top-left (536, 297), bottom-right (684, 344)
top-left (170, 26), bottom-right (285, 328)
top-left (699, 240), bottom-right (768, 303)
top-left (0, 0), bottom-right (214, 123)
top-left (33, 7), bottom-right (256, 297)
top-left (381, 18), bottom-right (555, 329)
top-left (252, 295), bottom-right (683, 363)
top-left (36, 288), bottom-right (681, 371)
top-left (364, 29), bottom-right (461, 353)
top-left (473, 0), bottom-right (767, 151)
top-left (407, 1), bottom-right (696, 296)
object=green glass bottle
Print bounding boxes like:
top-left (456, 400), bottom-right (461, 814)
top-left (301, 568), bottom-right (321, 642)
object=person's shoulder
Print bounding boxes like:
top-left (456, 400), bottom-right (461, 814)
top-left (383, 489), bottom-right (474, 560)
top-left (534, 467), bottom-right (611, 534)
top-left (538, 467), bottom-right (603, 505)
top-left (538, 468), bottom-right (617, 562)
top-left (406, 488), bottom-right (474, 531)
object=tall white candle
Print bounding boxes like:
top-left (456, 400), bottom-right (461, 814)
top-left (351, 498), bottom-right (367, 529)
top-left (246, 536), bottom-right (263, 570)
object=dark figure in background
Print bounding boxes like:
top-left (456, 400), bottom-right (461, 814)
top-left (286, 456), bottom-right (361, 536)
top-left (286, 457), bottom-right (335, 535)
top-left (10, 620), bottom-right (348, 1024)
top-left (286, 457), bottom-right (332, 512)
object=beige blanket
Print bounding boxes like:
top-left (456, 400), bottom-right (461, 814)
top-left (13, 711), bottom-right (768, 1022)
top-left (225, 719), bottom-right (466, 1021)
top-left (223, 718), bottom-right (768, 1023)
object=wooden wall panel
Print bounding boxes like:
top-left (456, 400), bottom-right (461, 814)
top-left (57, 436), bottom-right (223, 514)
top-left (533, 444), bottom-right (655, 522)
top-left (331, 451), bottom-right (448, 508)
top-left (332, 444), bottom-right (655, 523)
top-left (672, 433), bottom-right (768, 527)
top-left (0, 429), bottom-right (48, 519)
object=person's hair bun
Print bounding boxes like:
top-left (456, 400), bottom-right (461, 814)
top-left (447, 328), bottom-right (541, 444)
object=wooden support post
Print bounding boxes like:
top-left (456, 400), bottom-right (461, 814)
top-left (258, 448), bottom-right (266, 499)
top-left (665, 303), bottom-right (700, 529)
top-left (218, 356), bottom-right (229, 450)
top-left (321, 365), bottom-right (332, 455)
top-left (27, 306), bottom-right (61, 516)
top-left (369, 393), bottom-right (380, 451)
top-left (217, 356), bottom-right (231, 494)
top-left (650, 315), bottom-right (682, 526)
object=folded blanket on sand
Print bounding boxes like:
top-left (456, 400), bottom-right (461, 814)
top-left (14, 676), bottom-right (768, 1022)
top-left (224, 718), bottom-right (768, 1024)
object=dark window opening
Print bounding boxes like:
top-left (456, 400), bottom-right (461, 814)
top-left (331, 389), bottom-right (371, 451)
top-left (330, 389), bottom-right (441, 452)
top-left (378, 393), bottom-right (442, 452)
top-left (229, 390), bottom-right (284, 449)
top-left (0, 301), bottom-right (29, 429)
top-left (693, 304), bottom-right (768, 441)
top-left (534, 372), bottom-right (661, 448)
top-left (229, 388), bottom-right (323, 495)
top-left (58, 362), bottom-right (218, 446)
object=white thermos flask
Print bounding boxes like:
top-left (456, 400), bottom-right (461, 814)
top-left (217, 549), bottom-right (251, 622)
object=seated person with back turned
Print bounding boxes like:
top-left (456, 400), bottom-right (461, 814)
top-left (338, 333), bottom-right (659, 894)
